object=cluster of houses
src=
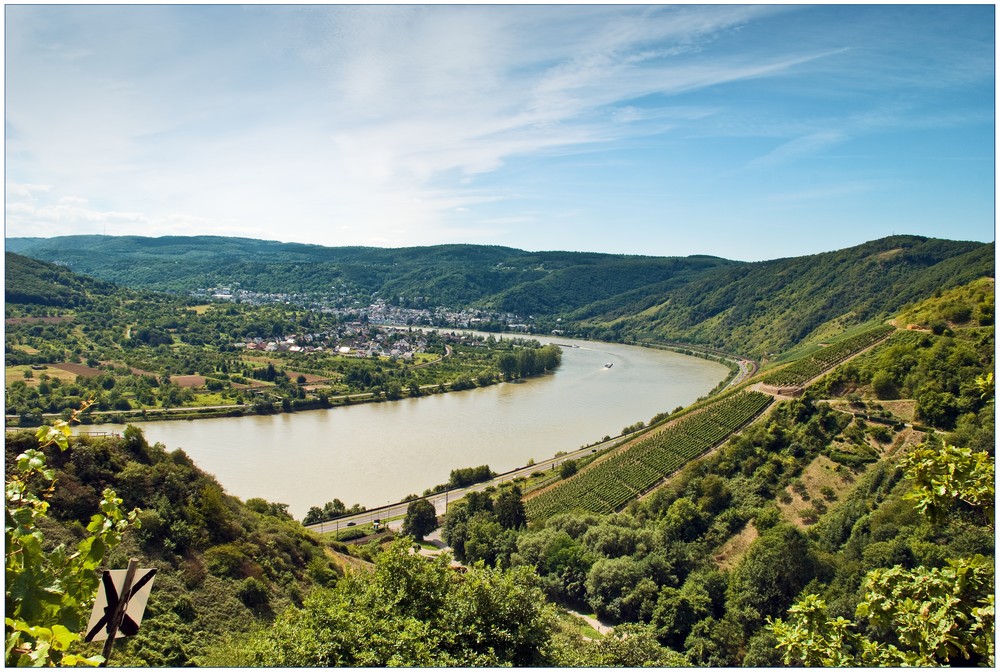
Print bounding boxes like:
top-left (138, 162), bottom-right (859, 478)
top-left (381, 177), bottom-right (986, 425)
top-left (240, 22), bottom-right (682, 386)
top-left (362, 299), bottom-right (526, 330)
top-left (233, 325), bottom-right (433, 361)
top-left (194, 286), bottom-right (529, 332)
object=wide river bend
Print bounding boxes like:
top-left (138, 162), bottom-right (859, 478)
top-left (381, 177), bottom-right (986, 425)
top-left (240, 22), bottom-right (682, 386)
top-left (103, 335), bottom-right (728, 518)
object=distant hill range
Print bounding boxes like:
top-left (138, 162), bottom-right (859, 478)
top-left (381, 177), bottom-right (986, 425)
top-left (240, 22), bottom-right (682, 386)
top-left (7, 234), bottom-right (994, 356)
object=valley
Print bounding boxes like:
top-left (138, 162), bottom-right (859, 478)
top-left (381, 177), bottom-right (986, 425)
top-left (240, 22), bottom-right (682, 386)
top-left (5, 234), bottom-right (994, 667)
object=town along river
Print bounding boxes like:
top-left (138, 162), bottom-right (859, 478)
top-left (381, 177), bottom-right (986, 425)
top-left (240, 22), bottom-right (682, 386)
top-left (103, 336), bottom-right (729, 519)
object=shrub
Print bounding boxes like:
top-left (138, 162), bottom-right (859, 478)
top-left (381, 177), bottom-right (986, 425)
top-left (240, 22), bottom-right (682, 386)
top-left (336, 526), bottom-right (368, 542)
top-left (237, 577), bottom-right (270, 609)
top-left (204, 543), bottom-right (250, 579)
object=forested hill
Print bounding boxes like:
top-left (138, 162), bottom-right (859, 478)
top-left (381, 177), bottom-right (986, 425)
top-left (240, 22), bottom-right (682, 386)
top-left (574, 235), bottom-right (994, 355)
top-left (7, 234), bottom-right (993, 356)
top-left (4, 252), bottom-right (119, 307)
top-left (4, 235), bottom-right (737, 311)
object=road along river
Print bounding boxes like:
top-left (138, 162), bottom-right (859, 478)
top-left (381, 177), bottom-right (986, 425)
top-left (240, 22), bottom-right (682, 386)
top-left (100, 335), bottom-right (729, 519)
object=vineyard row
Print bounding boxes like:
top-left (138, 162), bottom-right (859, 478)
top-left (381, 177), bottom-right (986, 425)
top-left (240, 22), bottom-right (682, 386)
top-left (760, 324), bottom-right (895, 387)
top-left (526, 391), bottom-right (773, 520)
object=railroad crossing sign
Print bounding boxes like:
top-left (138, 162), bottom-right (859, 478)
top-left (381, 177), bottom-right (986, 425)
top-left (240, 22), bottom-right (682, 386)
top-left (83, 559), bottom-right (156, 662)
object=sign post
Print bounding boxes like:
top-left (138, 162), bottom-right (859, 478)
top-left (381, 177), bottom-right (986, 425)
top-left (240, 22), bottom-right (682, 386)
top-left (83, 558), bottom-right (156, 666)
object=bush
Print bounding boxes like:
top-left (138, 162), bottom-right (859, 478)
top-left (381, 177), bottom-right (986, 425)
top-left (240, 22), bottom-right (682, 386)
top-left (336, 526), bottom-right (368, 542)
top-left (753, 507), bottom-right (781, 532)
top-left (559, 460), bottom-right (579, 479)
top-left (236, 577), bottom-right (270, 609)
top-left (869, 425), bottom-right (893, 444)
top-left (204, 543), bottom-right (251, 579)
top-left (940, 302), bottom-right (972, 324)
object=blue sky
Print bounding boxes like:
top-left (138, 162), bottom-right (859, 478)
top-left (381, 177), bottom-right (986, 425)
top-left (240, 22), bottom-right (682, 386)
top-left (4, 4), bottom-right (995, 261)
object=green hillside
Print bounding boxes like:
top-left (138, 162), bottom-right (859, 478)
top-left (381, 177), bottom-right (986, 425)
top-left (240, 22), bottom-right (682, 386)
top-left (5, 235), bottom-right (737, 309)
top-left (4, 252), bottom-right (118, 307)
top-left (5, 240), bottom-right (995, 667)
top-left (9, 234), bottom-right (992, 358)
top-left (574, 235), bottom-right (993, 356)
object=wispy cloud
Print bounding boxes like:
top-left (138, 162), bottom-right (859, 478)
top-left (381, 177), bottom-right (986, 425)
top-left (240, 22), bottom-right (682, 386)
top-left (4, 5), bottom-right (994, 256)
top-left (746, 130), bottom-right (849, 170)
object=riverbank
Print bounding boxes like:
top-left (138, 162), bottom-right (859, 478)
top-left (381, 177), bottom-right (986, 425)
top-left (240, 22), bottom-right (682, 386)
top-left (63, 337), bottom-right (728, 518)
top-left (5, 343), bottom-right (561, 428)
top-left (9, 334), bottom-right (753, 430)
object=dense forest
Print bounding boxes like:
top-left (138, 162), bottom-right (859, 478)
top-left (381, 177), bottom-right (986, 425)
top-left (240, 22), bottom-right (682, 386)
top-left (5, 236), bottom-right (994, 667)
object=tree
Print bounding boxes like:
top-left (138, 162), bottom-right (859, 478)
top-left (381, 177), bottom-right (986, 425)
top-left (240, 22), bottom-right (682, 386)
top-left (463, 514), bottom-right (517, 567)
top-left (303, 506), bottom-right (326, 526)
top-left (661, 496), bottom-right (708, 542)
top-left (916, 388), bottom-right (959, 428)
top-left (402, 499), bottom-right (437, 541)
top-left (585, 556), bottom-right (650, 623)
top-left (239, 539), bottom-right (560, 666)
top-left (511, 528), bottom-right (594, 604)
top-left (725, 524), bottom-right (819, 635)
top-left (5, 420), bottom-right (140, 666)
top-left (494, 486), bottom-right (526, 530)
top-left (586, 623), bottom-right (688, 667)
top-left (498, 353), bottom-right (518, 381)
top-left (441, 562), bottom-right (557, 666)
top-left (870, 369), bottom-right (897, 399)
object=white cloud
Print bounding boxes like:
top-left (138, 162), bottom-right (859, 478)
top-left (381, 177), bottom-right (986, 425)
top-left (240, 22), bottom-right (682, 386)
top-left (4, 5), bottom-right (992, 252)
top-left (4, 5), bottom-right (823, 246)
top-left (58, 195), bottom-right (89, 205)
top-left (5, 182), bottom-right (52, 200)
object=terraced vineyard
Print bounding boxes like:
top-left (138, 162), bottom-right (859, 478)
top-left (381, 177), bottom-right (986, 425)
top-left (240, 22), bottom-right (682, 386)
top-left (760, 324), bottom-right (895, 388)
top-left (525, 391), bottom-right (773, 519)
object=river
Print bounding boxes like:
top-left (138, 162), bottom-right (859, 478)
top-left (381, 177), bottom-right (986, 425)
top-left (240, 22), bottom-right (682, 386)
top-left (101, 335), bottom-right (728, 518)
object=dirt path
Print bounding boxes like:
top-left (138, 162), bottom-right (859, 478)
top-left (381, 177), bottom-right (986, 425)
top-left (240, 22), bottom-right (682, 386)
top-left (564, 609), bottom-right (613, 637)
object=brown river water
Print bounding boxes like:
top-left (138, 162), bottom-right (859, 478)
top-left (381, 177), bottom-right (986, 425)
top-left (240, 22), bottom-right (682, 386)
top-left (102, 334), bottom-right (728, 518)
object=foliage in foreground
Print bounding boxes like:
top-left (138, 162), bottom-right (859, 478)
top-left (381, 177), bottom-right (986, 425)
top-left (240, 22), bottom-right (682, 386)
top-left (5, 420), bottom-right (139, 667)
top-left (229, 538), bottom-right (558, 666)
top-left (5, 425), bottom-right (342, 667)
top-left (220, 536), bottom-right (690, 667)
top-left (769, 443), bottom-right (995, 666)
